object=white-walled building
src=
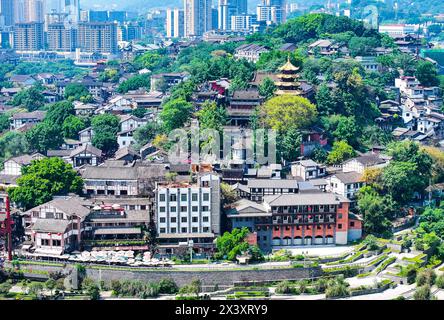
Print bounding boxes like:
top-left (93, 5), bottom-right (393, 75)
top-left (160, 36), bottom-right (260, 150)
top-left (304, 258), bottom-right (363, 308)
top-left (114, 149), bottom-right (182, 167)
top-left (155, 173), bottom-right (221, 253)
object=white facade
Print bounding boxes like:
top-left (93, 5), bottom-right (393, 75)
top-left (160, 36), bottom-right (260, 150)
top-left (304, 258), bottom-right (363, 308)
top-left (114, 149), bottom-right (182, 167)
top-left (184, 0), bottom-right (212, 37)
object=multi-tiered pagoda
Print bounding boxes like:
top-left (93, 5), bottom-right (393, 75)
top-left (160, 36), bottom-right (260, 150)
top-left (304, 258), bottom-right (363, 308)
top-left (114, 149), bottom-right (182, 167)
top-left (275, 58), bottom-right (303, 96)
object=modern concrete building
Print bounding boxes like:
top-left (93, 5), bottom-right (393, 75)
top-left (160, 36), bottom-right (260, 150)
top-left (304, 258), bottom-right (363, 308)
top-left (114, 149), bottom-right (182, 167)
top-left (227, 192), bottom-right (362, 252)
top-left (166, 8), bottom-right (184, 38)
top-left (155, 173), bottom-right (221, 254)
top-left (184, 0), bottom-right (213, 38)
top-left (13, 21), bottom-right (44, 51)
top-left (47, 22), bottom-right (77, 52)
top-left (77, 21), bottom-right (118, 55)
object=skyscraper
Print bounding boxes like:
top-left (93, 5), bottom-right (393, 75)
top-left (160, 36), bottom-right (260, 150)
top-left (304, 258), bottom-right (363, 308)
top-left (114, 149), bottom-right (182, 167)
top-left (166, 8), bottom-right (184, 38)
top-left (218, 0), bottom-right (248, 30)
top-left (183, 0), bottom-right (212, 37)
top-left (14, 0), bottom-right (44, 23)
top-left (257, 0), bottom-right (286, 25)
top-left (0, 0), bottom-right (14, 26)
top-left (64, 0), bottom-right (80, 25)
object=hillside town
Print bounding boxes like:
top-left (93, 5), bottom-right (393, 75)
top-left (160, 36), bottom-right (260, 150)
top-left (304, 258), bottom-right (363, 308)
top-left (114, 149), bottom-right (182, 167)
top-left (1, 0), bottom-right (444, 302)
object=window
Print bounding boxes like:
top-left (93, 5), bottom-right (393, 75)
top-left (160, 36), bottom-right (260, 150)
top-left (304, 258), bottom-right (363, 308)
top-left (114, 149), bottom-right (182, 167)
top-left (170, 194), bottom-right (177, 201)
top-left (350, 221), bottom-right (355, 227)
top-left (129, 205), bottom-right (135, 210)
top-left (192, 193), bottom-right (198, 201)
top-left (338, 214), bottom-right (342, 219)
top-left (159, 194), bottom-right (165, 202)
top-left (181, 194), bottom-right (187, 201)
top-left (159, 207), bottom-right (165, 213)
top-left (202, 216), bottom-right (209, 222)
top-left (181, 217), bottom-right (187, 223)
top-left (192, 217), bottom-right (198, 223)
top-left (180, 206), bottom-right (187, 212)
top-left (338, 224), bottom-right (342, 229)
top-left (203, 227), bottom-right (209, 232)
top-left (170, 206), bottom-right (176, 212)
top-left (170, 228), bottom-right (176, 233)
top-left (192, 227), bottom-right (198, 233)
top-left (41, 239), bottom-right (50, 246)
top-left (203, 193), bottom-right (210, 201)
top-left (52, 240), bottom-right (61, 247)
top-left (202, 206), bottom-right (209, 212)
top-left (159, 228), bottom-right (166, 233)
top-left (192, 206), bottom-right (198, 212)
top-left (171, 217), bottom-right (177, 223)
top-left (159, 217), bottom-right (166, 223)
top-left (141, 205), bottom-right (146, 210)
top-left (181, 227), bottom-right (187, 233)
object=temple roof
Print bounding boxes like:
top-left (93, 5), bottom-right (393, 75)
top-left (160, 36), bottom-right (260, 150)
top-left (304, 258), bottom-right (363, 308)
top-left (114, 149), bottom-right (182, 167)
top-left (278, 58), bottom-right (300, 72)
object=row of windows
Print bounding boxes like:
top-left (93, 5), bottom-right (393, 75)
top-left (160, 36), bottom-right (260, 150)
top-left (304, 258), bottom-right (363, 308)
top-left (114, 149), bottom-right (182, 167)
top-left (159, 227), bottom-right (210, 234)
top-left (158, 205), bottom-right (210, 213)
top-left (159, 216), bottom-right (210, 223)
top-left (159, 193), bottom-right (210, 202)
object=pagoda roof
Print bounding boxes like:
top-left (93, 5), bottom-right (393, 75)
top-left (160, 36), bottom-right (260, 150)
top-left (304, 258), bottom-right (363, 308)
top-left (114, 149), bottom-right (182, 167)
top-left (278, 59), bottom-right (300, 72)
top-left (277, 74), bottom-right (300, 79)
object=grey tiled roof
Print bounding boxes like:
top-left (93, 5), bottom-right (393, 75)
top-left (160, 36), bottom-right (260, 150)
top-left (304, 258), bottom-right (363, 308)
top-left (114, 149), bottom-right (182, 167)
top-left (247, 179), bottom-right (299, 189)
top-left (264, 193), bottom-right (350, 206)
top-left (33, 218), bottom-right (70, 233)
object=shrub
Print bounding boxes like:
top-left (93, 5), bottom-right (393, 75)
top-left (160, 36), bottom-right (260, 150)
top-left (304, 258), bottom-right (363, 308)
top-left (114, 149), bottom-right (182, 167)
top-left (158, 278), bottom-right (179, 294)
top-left (275, 280), bottom-right (294, 294)
top-left (435, 274), bottom-right (444, 289)
top-left (416, 269), bottom-right (436, 287)
top-left (413, 285), bottom-right (433, 300)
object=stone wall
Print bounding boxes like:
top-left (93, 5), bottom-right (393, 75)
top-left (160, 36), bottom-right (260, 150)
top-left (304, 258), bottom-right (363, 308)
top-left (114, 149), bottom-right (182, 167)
top-left (12, 262), bottom-right (323, 287)
top-left (85, 267), bottom-right (323, 287)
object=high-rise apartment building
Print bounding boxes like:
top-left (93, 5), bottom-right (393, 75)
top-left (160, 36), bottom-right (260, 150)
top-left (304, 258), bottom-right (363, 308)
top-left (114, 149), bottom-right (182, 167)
top-left (77, 21), bottom-right (118, 54)
top-left (13, 21), bottom-right (44, 51)
top-left (218, 0), bottom-right (248, 30)
top-left (118, 23), bottom-right (142, 42)
top-left (184, 0), bottom-right (212, 38)
top-left (166, 8), bottom-right (184, 38)
top-left (0, 0), bottom-right (14, 26)
top-left (14, 0), bottom-right (44, 23)
top-left (64, 0), bottom-right (80, 25)
top-left (257, 0), bottom-right (286, 25)
top-left (47, 22), bottom-right (77, 52)
top-left (231, 14), bottom-right (256, 32)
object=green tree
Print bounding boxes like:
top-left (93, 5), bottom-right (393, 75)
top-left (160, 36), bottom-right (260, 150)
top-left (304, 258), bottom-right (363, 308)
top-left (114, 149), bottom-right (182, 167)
top-left (8, 157), bottom-right (84, 210)
top-left (91, 114), bottom-right (120, 155)
top-left (62, 115), bottom-right (86, 139)
top-left (11, 85), bottom-right (45, 111)
top-left (0, 131), bottom-right (29, 167)
top-left (117, 74), bottom-right (151, 93)
top-left (45, 101), bottom-right (74, 127)
top-left (25, 122), bottom-right (64, 153)
top-left (357, 186), bottom-right (394, 238)
top-left (133, 122), bottom-right (160, 149)
top-left (261, 95), bottom-right (317, 132)
top-left (258, 77), bottom-right (277, 100)
top-left (415, 60), bottom-right (439, 87)
top-left (215, 227), bottom-right (250, 260)
top-left (64, 83), bottom-right (93, 102)
top-left (160, 98), bottom-right (193, 132)
top-left (327, 140), bottom-right (356, 165)
top-left (196, 100), bottom-right (227, 133)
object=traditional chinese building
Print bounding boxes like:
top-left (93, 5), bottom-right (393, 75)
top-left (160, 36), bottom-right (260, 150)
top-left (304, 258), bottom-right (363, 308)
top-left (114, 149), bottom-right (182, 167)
top-left (274, 58), bottom-right (303, 96)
